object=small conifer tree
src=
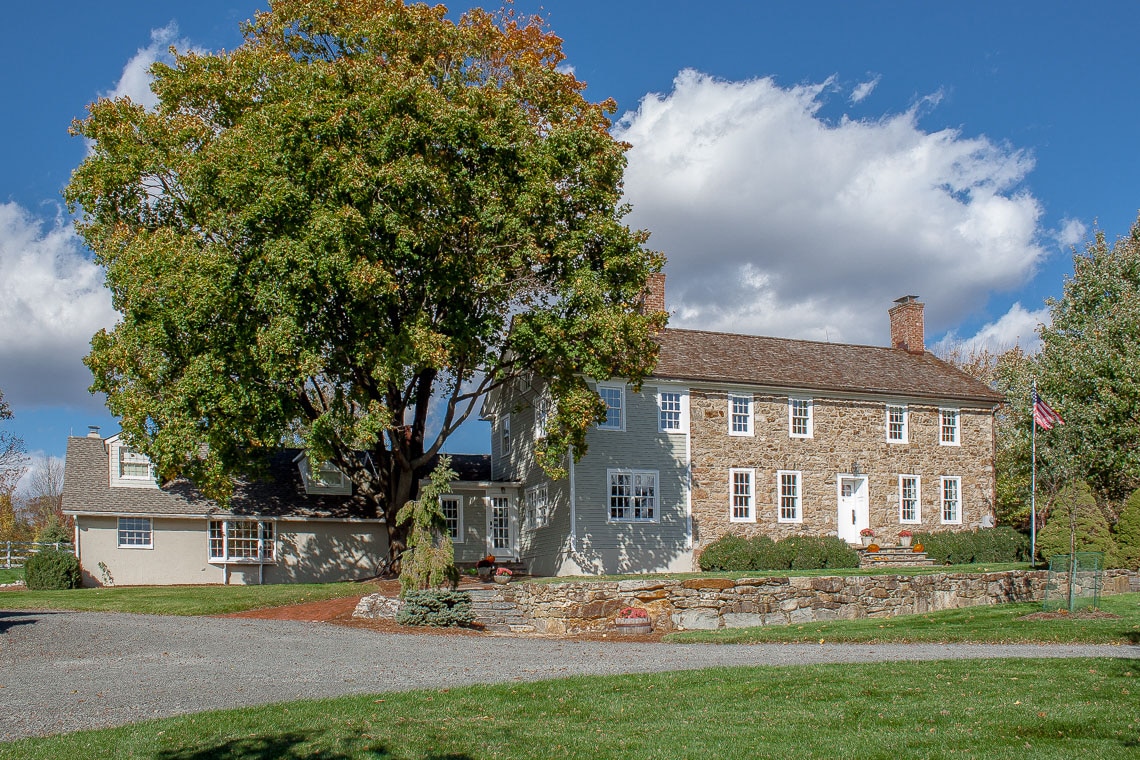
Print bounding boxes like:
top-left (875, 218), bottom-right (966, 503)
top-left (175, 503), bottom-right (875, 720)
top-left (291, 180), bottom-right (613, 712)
top-left (396, 457), bottom-right (460, 596)
top-left (1110, 488), bottom-right (1140, 570)
top-left (1037, 482), bottom-right (1115, 561)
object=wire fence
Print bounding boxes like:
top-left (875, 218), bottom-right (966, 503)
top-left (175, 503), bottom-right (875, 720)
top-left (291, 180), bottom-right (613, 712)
top-left (1, 541), bottom-right (75, 569)
top-left (1042, 552), bottom-right (1104, 613)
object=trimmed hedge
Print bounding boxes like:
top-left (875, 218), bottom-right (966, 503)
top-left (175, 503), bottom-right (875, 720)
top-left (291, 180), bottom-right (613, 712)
top-left (911, 527), bottom-right (1029, 565)
top-left (700, 535), bottom-right (859, 572)
top-left (24, 548), bottom-right (82, 590)
top-left (396, 589), bottom-right (473, 627)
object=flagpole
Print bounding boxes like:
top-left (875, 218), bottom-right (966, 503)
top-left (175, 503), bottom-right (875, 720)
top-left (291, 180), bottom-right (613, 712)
top-left (1031, 381), bottom-right (1037, 567)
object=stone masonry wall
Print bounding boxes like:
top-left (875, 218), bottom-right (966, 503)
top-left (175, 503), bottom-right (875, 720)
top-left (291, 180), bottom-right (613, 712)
top-left (492, 570), bottom-right (1136, 634)
top-left (689, 391), bottom-right (995, 554)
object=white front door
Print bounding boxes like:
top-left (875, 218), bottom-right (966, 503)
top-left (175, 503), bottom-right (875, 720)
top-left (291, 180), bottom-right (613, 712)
top-left (837, 475), bottom-right (869, 544)
top-left (486, 496), bottom-right (514, 558)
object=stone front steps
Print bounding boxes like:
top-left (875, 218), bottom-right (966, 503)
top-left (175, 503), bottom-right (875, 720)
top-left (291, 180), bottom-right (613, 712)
top-left (859, 546), bottom-right (935, 568)
top-left (468, 587), bottom-right (537, 633)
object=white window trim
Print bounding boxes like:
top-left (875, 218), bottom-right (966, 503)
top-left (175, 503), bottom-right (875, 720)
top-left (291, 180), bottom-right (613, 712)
top-left (940, 476), bottom-right (962, 525)
top-left (117, 517), bottom-right (153, 549)
top-left (298, 455), bottom-right (352, 496)
top-left (657, 387), bottom-right (689, 434)
top-left (788, 397), bottom-right (813, 439)
top-left (596, 383), bottom-right (625, 431)
top-left (898, 475), bottom-right (922, 524)
top-left (534, 393), bottom-right (552, 439)
top-left (776, 470), bottom-right (803, 524)
top-left (886, 404), bottom-right (909, 444)
top-left (939, 408), bottom-right (961, 446)
top-left (501, 414), bottom-right (512, 455)
top-left (208, 519), bottom-right (276, 564)
top-left (729, 468), bottom-right (756, 523)
top-left (525, 484), bottom-right (551, 530)
top-left (728, 393), bottom-right (754, 437)
top-left (440, 495), bottom-right (464, 543)
top-left (606, 468), bottom-right (659, 523)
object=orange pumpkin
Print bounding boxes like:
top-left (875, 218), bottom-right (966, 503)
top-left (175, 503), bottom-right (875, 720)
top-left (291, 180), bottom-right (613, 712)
top-left (913, 543), bottom-right (924, 553)
top-left (867, 543), bottom-right (880, 552)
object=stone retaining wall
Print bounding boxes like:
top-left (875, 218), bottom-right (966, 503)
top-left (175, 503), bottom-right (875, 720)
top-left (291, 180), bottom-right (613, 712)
top-left (491, 569), bottom-right (1138, 634)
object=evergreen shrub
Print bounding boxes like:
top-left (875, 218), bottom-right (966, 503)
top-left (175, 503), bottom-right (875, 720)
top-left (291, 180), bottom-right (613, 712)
top-left (912, 527), bottom-right (1028, 565)
top-left (24, 549), bottom-right (81, 590)
top-left (1110, 488), bottom-right (1140, 570)
top-left (396, 589), bottom-right (473, 627)
top-left (699, 534), bottom-right (859, 571)
top-left (1036, 483), bottom-right (1114, 561)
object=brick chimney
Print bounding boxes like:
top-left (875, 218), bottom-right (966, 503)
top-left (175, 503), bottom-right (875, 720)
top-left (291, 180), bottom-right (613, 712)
top-left (642, 272), bottom-right (666, 314)
top-left (889, 295), bottom-right (925, 354)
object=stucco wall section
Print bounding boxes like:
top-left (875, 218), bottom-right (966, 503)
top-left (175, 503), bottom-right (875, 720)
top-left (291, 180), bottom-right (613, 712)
top-left (688, 391), bottom-right (995, 551)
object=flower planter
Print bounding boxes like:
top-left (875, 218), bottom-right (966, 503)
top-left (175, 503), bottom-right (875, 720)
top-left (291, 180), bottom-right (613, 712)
top-left (861, 535), bottom-right (874, 547)
top-left (613, 617), bottom-right (653, 635)
top-left (899, 536), bottom-right (913, 548)
top-left (493, 574), bottom-right (511, 585)
top-left (477, 567), bottom-right (492, 578)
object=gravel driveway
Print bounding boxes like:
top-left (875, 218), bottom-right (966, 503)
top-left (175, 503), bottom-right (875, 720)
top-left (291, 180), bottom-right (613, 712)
top-left (2, 609), bottom-right (1137, 741)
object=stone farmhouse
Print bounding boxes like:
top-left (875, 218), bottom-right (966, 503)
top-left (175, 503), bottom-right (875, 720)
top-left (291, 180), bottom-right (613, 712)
top-left (61, 275), bottom-right (1001, 584)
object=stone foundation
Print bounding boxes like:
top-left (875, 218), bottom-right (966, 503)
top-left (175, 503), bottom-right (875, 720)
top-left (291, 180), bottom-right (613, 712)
top-left (488, 569), bottom-right (1138, 634)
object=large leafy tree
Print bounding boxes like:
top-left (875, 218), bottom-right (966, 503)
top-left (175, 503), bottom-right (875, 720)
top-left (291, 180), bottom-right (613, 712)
top-left (66, 0), bottom-right (664, 558)
top-left (1037, 213), bottom-right (1140, 501)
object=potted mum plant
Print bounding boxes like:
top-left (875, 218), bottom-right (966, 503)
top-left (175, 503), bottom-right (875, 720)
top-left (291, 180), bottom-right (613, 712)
top-left (613, 606), bottom-right (653, 635)
top-left (859, 528), bottom-right (875, 547)
top-left (493, 567), bottom-right (513, 585)
top-left (897, 529), bottom-right (913, 548)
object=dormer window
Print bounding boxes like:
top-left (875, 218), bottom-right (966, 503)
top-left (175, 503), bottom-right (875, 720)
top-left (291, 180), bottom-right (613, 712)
top-left (107, 435), bottom-right (158, 489)
top-left (119, 448), bottom-right (153, 479)
top-left (296, 454), bottom-right (352, 496)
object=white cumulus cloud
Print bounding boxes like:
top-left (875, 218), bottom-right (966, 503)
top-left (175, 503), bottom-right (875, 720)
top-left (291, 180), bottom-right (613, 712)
top-left (0, 203), bottom-right (118, 409)
top-left (105, 22), bottom-right (193, 109)
top-left (850, 75), bottom-right (880, 104)
top-left (615, 70), bottom-right (1047, 345)
top-left (1055, 217), bottom-right (1088, 250)
top-left (933, 302), bottom-right (1050, 356)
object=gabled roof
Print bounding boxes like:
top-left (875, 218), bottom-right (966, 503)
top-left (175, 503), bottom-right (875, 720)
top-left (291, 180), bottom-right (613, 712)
top-left (653, 328), bottom-right (1003, 405)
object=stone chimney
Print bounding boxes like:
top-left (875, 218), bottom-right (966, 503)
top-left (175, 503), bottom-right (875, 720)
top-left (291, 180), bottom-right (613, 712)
top-left (87, 425), bottom-right (102, 439)
top-left (889, 295), bottom-right (925, 354)
top-left (642, 272), bottom-right (666, 314)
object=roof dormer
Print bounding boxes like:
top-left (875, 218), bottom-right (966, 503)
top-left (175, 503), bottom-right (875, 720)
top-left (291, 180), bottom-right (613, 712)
top-left (105, 434), bottom-right (158, 490)
top-left (294, 453), bottom-right (353, 496)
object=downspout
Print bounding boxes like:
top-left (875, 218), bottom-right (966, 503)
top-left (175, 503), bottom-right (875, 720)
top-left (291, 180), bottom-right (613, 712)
top-left (568, 446), bottom-right (577, 553)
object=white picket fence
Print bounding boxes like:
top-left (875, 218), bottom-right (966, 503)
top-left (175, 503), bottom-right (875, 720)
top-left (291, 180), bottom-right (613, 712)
top-left (1, 541), bottom-right (74, 569)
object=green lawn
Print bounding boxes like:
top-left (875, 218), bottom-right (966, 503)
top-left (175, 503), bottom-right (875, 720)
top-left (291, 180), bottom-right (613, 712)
top-left (3, 658), bottom-right (1136, 759)
top-left (666, 592), bottom-right (1140, 645)
top-left (0, 567), bottom-right (23, 584)
top-left (0, 580), bottom-right (373, 616)
top-left (535, 562), bottom-right (1030, 584)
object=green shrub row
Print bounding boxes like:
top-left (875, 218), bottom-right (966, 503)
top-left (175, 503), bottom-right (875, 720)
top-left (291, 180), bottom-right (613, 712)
top-left (396, 589), bottom-right (474, 627)
top-left (699, 534), bottom-right (860, 572)
top-left (911, 527), bottom-right (1029, 565)
top-left (24, 548), bottom-right (82, 590)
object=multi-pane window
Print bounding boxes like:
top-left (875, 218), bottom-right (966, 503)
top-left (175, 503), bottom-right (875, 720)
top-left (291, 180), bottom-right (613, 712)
top-left (940, 409), bottom-right (960, 445)
top-left (941, 477), bottom-right (961, 524)
top-left (534, 394), bottom-right (551, 438)
top-left (659, 390), bottom-right (684, 432)
top-left (501, 414), bottom-right (512, 455)
top-left (525, 484), bottom-right (550, 529)
top-left (597, 385), bottom-right (624, 430)
top-left (777, 470), bottom-right (802, 523)
top-left (886, 404), bottom-right (908, 443)
top-left (789, 397), bottom-right (813, 438)
top-left (899, 475), bottom-right (921, 523)
top-left (729, 394), bottom-right (753, 436)
top-left (608, 470), bottom-right (657, 522)
top-left (315, 462), bottom-right (345, 488)
top-left (489, 496), bottom-right (511, 551)
top-left (440, 496), bottom-right (462, 541)
top-left (208, 520), bottom-right (275, 562)
top-left (117, 517), bottom-right (152, 548)
top-left (729, 468), bottom-right (755, 522)
top-left (119, 448), bottom-right (152, 479)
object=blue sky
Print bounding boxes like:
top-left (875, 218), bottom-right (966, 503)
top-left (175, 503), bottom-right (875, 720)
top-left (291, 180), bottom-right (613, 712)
top-left (2, 1), bottom-right (1138, 477)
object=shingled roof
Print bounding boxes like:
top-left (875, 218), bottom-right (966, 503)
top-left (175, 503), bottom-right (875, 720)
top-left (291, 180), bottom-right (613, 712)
top-left (62, 436), bottom-right (496, 519)
top-left (653, 328), bottom-right (1003, 405)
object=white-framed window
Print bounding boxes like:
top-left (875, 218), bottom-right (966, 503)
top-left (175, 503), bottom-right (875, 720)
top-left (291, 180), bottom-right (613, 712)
top-left (440, 495), bottom-right (463, 541)
top-left (501, 414), bottom-right (512, 455)
top-left (314, 462), bottom-right (345, 488)
top-left (298, 455), bottom-right (352, 495)
top-left (789, 397), bottom-right (813, 438)
top-left (657, 388), bottom-right (688, 433)
top-left (534, 393), bottom-right (552, 438)
top-left (117, 517), bottom-right (152, 548)
top-left (118, 448), bottom-right (153, 480)
top-left (729, 468), bottom-right (755, 523)
top-left (728, 393), bottom-right (753, 436)
top-left (525, 483), bottom-right (551, 529)
top-left (940, 408), bottom-right (960, 446)
top-left (608, 469), bottom-right (658, 522)
top-left (941, 477), bottom-right (962, 524)
top-left (899, 475), bottom-right (921, 523)
top-left (777, 470), bottom-right (802, 523)
top-left (208, 519), bottom-right (276, 563)
top-left (886, 404), bottom-right (908, 443)
top-left (597, 384), bottom-right (625, 431)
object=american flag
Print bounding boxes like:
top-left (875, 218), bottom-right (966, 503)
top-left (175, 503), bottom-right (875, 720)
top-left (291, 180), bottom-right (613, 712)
top-left (1033, 389), bottom-right (1064, 430)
